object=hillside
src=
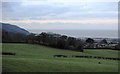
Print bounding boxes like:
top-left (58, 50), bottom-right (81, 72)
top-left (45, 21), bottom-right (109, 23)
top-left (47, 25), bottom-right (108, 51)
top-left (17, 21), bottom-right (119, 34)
top-left (0, 22), bottom-right (30, 43)
top-left (0, 22), bottom-right (29, 35)
top-left (2, 43), bottom-right (119, 72)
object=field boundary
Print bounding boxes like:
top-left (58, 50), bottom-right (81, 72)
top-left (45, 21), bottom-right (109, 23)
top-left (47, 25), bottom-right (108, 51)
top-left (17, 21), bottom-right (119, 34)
top-left (53, 55), bottom-right (120, 61)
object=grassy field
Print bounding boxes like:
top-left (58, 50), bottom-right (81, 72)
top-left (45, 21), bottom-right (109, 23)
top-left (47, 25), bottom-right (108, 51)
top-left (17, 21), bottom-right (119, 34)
top-left (2, 43), bottom-right (120, 72)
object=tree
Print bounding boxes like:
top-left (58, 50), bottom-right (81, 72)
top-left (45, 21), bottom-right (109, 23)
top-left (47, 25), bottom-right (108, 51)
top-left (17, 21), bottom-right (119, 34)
top-left (86, 38), bottom-right (94, 44)
top-left (27, 33), bottom-right (36, 44)
top-left (100, 39), bottom-right (108, 44)
top-left (66, 37), bottom-right (84, 52)
top-left (30, 32), bottom-right (84, 52)
top-left (67, 37), bottom-right (76, 46)
top-left (75, 39), bottom-right (84, 52)
top-left (46, 33), bottom-right (58, 47)
top-left (57, 35), bottom-right (67, 49)
top-left (39, 32), bottom-right (48, 45)
top-left (114, 43), bottom-right (120, 51)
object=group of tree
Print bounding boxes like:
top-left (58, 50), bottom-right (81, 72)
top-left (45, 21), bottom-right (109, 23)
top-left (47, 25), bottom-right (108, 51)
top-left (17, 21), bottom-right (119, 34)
top-left (112, 43), bottom-right (120, 51)
top-left (84, 38), bottom-right (120, 51)
top-left (26, 32), bottom-right (120, 51)
top-left (27, 32), bottom-right (84, 52)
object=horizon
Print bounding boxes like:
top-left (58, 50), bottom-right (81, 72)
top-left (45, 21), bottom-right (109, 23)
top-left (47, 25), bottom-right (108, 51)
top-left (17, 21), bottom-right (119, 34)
top-left (0, 21), bottom-right (118, 38)
top-left (0, 22), bottom-right (118, 38)
top-left (28, 29), bottom-right (118, 38)
top-left (1, 0), bottom-right (119, 38)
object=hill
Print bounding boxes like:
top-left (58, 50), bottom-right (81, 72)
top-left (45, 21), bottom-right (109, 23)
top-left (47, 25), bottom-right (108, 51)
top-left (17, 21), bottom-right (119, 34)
top-left (0, 22), bottom-right (30, 43)
top-left (0, 22), bottom-right (29, 35)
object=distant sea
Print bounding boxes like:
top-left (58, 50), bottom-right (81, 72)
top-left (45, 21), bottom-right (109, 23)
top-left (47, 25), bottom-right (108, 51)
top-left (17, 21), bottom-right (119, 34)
top-left (28, 29), bottom-right (118, 38)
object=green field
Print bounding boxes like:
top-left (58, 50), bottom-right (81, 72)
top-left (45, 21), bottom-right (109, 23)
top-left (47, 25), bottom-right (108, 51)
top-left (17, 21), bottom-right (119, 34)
top-left (2, 43), bottom-right (120, 72)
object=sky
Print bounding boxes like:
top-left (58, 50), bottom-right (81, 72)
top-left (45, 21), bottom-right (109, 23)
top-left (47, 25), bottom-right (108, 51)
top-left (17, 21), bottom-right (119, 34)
top-left (1, 0), bottom-right (119, 30)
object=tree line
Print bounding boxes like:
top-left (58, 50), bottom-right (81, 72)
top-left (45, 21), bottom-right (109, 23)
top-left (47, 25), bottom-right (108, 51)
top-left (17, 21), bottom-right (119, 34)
top-left (26, 32), bottom-right (120, 51)
top-left (2, 30), bottom-right (120, 51)
top-left (27, 32), bottom-right (84, 52)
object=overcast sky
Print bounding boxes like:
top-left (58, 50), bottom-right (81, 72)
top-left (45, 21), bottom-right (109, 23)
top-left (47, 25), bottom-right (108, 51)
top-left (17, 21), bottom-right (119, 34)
top-left (1, 0), bottom-right (119, 30)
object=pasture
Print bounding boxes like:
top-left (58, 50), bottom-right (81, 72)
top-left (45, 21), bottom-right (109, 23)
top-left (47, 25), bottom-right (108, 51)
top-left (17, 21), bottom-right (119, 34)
top-left (2, 43), bottom-right (119, 72)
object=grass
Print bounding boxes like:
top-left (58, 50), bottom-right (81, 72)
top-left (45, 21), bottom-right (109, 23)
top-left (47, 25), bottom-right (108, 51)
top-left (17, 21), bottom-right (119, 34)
top-left (2, 43), bottom-right (120, 72)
